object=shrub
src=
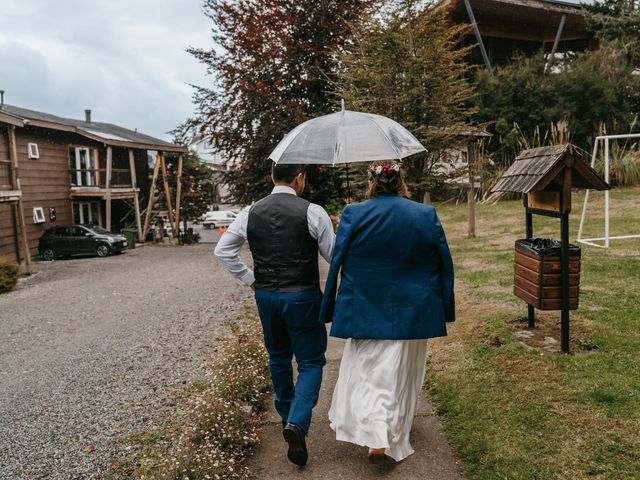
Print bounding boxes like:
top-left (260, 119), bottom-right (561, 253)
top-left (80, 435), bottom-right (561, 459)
top-left (612, 151), bottom-right (640, 187)
top-left (475, 47), bottom-right (640, 164)
top-left (107, 312), bottom-right (271, 480)
top-left (0, 257), bottom-right (19, 294)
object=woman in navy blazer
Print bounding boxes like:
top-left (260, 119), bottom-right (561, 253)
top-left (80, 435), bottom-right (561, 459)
top-left (320, 159), bottom-right (455, 463)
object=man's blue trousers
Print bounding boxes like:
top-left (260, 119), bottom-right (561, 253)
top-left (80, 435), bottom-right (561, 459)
top-left (254, 289), bottom-right (327, 434)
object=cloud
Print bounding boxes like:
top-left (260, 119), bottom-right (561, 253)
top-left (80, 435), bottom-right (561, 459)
top-left (0, 0), bottom-right (212, 140)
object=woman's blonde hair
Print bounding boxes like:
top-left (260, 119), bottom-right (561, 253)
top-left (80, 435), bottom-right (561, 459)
top-left (366, 160), bottom-right (409, 198)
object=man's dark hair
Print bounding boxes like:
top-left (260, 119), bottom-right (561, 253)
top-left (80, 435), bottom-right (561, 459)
top-left (272, 162), bottom-right (306, 183)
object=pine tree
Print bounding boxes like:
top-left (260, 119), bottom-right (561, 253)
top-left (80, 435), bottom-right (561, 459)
top-left (188, 0), bottom-right (376, 206)
top-left (336, 0), bottom-right (477, 201)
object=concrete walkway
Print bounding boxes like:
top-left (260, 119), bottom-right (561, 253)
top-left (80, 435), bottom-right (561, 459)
top-left (246, 332), bottom-right (465, 479)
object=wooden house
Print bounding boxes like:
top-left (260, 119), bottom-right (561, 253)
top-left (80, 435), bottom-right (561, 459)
top-left (0, 103), bottom-right (187, 271)
top-left (441, 0), bottom-right (598, 71)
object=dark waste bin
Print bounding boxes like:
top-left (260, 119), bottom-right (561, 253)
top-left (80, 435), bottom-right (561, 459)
top-left (514, 238), bottom-right (581, 311)
top-left (121, 228), bottom-right (137, 249)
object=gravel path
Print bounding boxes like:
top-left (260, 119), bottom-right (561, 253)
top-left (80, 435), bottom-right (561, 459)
top-left (0, 244), bottom-right (252, 479)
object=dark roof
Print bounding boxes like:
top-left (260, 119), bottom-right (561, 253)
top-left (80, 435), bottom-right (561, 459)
top-left (491, 144), bottom-right (609, 193)
top-left (0, 109), bottom-right (25, 127)
top-left (0, 104), bottom-right (187, 153)
top-left (444, 0), bottom-right (591, 44)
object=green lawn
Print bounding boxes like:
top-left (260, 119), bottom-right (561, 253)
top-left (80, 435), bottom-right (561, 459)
top-left (427, 187), bottom-right (640, 480)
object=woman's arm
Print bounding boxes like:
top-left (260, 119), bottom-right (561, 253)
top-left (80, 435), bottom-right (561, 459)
top-left (435, 212), bottom-right (455, 322)
top-left (319, 206), bottom-right (354, 323)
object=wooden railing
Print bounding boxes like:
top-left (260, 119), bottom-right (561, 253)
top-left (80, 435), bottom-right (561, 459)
top-left (69, 168), bottom-right (132, 188)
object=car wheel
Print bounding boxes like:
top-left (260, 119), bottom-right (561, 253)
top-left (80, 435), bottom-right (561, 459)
top-left (96, 243), bottom-right (110, 258)
top-left (42, 248), bottom-right (56, 261)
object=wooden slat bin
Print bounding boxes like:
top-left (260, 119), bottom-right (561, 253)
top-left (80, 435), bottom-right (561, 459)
top-left (514, 239), bottom-right (581, 311)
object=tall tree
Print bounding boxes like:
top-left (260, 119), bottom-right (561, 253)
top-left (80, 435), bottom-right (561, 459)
top-left (336, 0), bottom-right (477, 202)
top-left (189, 0), bottom-right (376, 206)
top-left (584, 0), bottom-right (640, 63)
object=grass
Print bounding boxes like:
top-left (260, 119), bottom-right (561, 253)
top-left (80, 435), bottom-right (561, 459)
top-left (426, 187), bottom-right (640, 480)
top-left (105, 309), bottom-right (271, 480)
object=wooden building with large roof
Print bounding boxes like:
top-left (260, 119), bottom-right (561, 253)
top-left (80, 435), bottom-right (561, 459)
top-left (0, 100), bottom-right (187, 271)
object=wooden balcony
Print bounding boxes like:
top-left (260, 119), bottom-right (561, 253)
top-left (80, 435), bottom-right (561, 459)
top-left (69, 168), bottom-right (137, 199)
top-left (0, 188), bottom-right (21, 203)
top-left (0, 160), bottom-right (20, 203)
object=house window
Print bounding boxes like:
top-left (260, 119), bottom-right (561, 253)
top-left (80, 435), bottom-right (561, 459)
top-left (28, 143), bottom-right (40, 159)
top-left (33, 207), bottom-right (46, 224)
top-left (69, 147), bottom-right (98, 186)
top-left (73, 201), bottom-right (100, 225)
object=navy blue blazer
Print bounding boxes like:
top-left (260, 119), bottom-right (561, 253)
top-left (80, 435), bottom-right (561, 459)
top-left (319, 195), bottom-right (455, 340)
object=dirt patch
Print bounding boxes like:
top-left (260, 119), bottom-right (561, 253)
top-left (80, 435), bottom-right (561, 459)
top-left (505, 310), bottom-right (593, 354)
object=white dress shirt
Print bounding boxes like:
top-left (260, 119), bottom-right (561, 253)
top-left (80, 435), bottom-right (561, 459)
top-left (214, 185), bottom-right (336, 286)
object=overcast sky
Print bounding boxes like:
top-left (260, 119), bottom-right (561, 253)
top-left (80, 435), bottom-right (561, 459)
top-left (0, 1), bottom-right (212, 141)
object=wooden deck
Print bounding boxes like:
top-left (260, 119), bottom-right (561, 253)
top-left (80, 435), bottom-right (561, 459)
top-left (70, 186), bottom-right (137, 200)
top-left (0, 189), bottom-right (21, 203)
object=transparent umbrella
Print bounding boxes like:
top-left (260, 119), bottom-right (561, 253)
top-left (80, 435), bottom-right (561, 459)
top-left (269, 101), bottom-right (426, 165)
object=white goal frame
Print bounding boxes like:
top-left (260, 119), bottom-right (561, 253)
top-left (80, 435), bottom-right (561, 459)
top-left (577, 133), bottom-right (640, 248)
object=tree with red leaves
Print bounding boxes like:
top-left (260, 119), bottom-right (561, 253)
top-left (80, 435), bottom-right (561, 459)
top-left (188, 0), bottom-right (376, 206)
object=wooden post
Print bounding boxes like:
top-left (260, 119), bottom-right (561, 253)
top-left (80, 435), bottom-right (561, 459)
top-left (142, 152), bottom-right (162, 241)
top-left (467, 183), bottom-right (476, 238)
top-left (525, 200), bottom-right (535, 329)
top-left (560, 212), bottom-right (570, 353)
top-left (105, 146), bottom-right (112, 231)
top-left (95, 148), bottom-right (101, 187)
top-left (174, 154), bottom-right (184, 238)
top-left (549, 15), bottom-right (567, 63)
top-left (160, 153), bottom-right (176, 234)
top-left (8, 126), bottom-right (31, 273)
top-left (468, 146), bottom-right (477, 238)
top-left (128, 149), bottom-right (143, 241)
top-left (462, 0), bottom-right (493, 76)
top-left (97, 202), bottom-right (104, 228)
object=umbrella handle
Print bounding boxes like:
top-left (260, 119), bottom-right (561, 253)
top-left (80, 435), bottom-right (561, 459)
top-left (346, 163), bottom-right (351, 204)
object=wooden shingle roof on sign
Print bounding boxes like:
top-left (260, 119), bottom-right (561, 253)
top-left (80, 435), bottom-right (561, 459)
top-left (491, 144), bottom-right (609, 193)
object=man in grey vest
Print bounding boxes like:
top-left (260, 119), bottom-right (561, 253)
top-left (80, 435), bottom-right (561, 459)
top-left (215, 163), bottom-right (335, 466)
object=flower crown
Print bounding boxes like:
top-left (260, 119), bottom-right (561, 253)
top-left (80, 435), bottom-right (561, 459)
top-left (370, 163), bottom-right (401, 175)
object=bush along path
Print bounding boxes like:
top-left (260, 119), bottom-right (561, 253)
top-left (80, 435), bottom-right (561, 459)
top-left (105, 309), bottom-right (272, 480)
top-left (0, 257), bottom-right (19, 293)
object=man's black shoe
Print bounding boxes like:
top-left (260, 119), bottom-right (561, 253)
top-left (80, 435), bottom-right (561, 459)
top-left (283, 423), bottom-right (308, 466)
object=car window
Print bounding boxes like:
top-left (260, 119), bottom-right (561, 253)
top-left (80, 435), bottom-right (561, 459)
top-left (70, 226), bottom-right (89, 236)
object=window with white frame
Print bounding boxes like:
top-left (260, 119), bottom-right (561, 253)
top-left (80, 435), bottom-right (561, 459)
top-left (73, 201), bottom-right (100, 225)
top-left (33, 207), bottom-right (45, 224)
top-left (69, 147), bottom-right (98, 186)
top-left (28, 143), bottom-right (39, 159)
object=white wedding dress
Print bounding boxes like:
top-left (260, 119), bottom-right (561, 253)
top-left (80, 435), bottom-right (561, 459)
top-left (328, 338), bottom-right (428, 462)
